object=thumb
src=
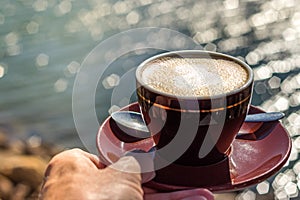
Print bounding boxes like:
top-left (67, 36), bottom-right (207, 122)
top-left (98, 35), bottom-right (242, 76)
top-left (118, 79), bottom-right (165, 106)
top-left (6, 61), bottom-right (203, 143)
top-left (109, 156), bottom-right (142, 173)
top-left (102, 156), bottom-right (144, 200)
top-left (105, 156), bottom-right (142, 184)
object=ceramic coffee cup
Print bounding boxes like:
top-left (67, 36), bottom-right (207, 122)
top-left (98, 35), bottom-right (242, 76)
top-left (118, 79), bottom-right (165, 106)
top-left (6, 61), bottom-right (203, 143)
top-left (136, 50), bottom-right (253, 166)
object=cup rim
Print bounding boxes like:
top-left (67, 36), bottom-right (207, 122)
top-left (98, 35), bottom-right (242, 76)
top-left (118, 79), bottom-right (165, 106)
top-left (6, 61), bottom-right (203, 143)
top-left (136, 50), bottom-right (254, 100)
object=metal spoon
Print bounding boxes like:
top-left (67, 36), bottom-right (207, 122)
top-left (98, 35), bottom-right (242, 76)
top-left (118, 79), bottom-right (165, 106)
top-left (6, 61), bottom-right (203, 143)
top-left (111, 111), bottom-right (150, 138)
top-left (111, 111), bottom-right (285, 138)
top-left (244, 112), bottom-right (285, 122)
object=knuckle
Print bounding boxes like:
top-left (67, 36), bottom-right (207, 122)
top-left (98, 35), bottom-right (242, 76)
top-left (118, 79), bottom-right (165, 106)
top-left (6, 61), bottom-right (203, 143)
top-left (46, 148), bottom-right (84, 174)
top-left (50, 148), bottom-right (83, 163)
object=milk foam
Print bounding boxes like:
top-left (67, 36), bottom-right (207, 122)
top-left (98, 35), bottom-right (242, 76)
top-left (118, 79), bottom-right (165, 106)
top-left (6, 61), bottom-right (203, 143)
top-left (141, 57), bottom-right (248, 97)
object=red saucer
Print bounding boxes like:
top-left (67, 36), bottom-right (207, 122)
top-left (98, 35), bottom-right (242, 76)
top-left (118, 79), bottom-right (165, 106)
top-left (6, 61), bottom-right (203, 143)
top-left (96, 103), bottom-right (291, 192)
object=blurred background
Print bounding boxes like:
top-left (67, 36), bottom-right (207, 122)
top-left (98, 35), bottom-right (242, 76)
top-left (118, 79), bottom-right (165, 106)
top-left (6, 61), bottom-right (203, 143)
top-left (0, 0), bottom-right (300, 199)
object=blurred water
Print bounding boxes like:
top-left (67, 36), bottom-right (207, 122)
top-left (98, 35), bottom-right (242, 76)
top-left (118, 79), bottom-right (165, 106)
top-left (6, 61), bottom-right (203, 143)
top-left (1, 0), bottom-right (300, 199)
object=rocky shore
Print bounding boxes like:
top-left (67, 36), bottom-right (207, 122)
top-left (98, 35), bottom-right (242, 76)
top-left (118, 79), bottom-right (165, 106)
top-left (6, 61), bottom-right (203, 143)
top-left (0, 129), bottom-right (64, 200)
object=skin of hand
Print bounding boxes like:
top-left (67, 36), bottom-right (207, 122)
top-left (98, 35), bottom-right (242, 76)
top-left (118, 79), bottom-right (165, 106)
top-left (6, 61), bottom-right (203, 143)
top-left (39, 148), bottom-right (214, 200)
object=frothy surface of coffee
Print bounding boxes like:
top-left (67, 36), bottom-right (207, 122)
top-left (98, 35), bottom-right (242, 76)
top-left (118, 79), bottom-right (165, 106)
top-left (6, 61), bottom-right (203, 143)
top-left (141, 57), bottom-right (248, 97)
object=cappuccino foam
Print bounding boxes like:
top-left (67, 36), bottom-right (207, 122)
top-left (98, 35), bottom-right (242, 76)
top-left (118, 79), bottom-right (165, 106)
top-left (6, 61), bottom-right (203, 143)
top-left (141, 57), bottom-right (248, 97)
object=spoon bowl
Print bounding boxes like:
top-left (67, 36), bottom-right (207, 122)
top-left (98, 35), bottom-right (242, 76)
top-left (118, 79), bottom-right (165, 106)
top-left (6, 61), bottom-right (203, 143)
top-left (111, 111), bottom-right (150, 139)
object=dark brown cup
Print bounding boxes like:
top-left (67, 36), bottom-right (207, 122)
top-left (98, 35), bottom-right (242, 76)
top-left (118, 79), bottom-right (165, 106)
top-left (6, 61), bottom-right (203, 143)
top-left (136, 50), bottom-right (254, 166)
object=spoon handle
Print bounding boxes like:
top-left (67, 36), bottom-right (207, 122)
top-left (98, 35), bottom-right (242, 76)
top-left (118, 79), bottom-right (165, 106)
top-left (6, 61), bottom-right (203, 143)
top-left (244, 112), bottom-right (285, 122)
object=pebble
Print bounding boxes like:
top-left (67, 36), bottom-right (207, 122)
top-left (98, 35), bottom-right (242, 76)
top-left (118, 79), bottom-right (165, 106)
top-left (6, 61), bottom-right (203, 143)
top-left (0, 131), bottom-right (63, 200)
top-left (0, 174), bottom-right (13, 199)
top-left (0, 153), bottom-right (48, 188)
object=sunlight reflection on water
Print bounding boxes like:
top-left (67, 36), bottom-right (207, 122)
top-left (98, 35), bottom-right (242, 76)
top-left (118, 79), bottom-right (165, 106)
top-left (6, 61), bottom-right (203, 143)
top-left (0, 0), bottom-right (300, 199)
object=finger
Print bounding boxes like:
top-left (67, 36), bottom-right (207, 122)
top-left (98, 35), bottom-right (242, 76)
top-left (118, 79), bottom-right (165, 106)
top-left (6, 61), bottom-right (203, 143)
top-left (144, 188), bottom-right (214, 200)
top-left (103, 156), bottom-right (143, 197)
top-left (45, 149), bottom-right (102, 178)
top-left (125, 149), bottom-right (156, 183)
top-left (108, 156), bottom-right (141, 173)
top-left (78, 149), bottom-right (105, 169)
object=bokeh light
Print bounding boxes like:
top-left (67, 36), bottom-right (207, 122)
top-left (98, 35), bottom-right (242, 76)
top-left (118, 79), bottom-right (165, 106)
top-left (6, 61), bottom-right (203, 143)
top-left (1, 0), bottom-right (300, 199)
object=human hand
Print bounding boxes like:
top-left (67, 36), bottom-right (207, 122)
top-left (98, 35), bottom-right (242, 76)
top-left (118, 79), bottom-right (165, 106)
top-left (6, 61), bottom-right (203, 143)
top-left (39, 148), bottom-right (214, 200)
